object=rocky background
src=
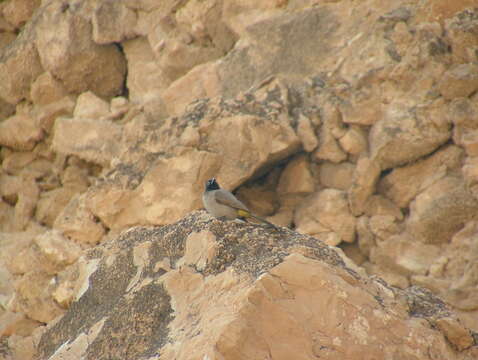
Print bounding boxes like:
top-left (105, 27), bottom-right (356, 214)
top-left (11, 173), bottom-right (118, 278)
top-left (0, 0), bottom-right (478, 358)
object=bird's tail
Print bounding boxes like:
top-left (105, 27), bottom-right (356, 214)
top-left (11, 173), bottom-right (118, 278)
top-left (237, 209), bottom-right (279, 230)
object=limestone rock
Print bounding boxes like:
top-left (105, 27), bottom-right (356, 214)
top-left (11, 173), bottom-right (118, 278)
top-left (318, 161), bottom-right (355, 191)
top-left (0, 31), bottom-right (43, 104)
top-left (30, 72), bottom-right (67, 106)
top-left (439, 64), bottom-right (478, 100)
top-left (12, 271), bottom-right (64, 323)
top-left (296, 114), bottom-right (319, 152)
top-left (277, 155), bottom-right (315, 195)
top-left (446, 8), bottom-right (478, 64)
top-left (407, 176), bottom-right (478, 244)
top-left (2, 0), bottom-right (40, 28)
top-left (0, 113), bottom-right (43, 151)
top-left (370, 102), bottom-right (451, 170)
top-left (73, 91), bottom-right (110, 119)
top-left (52, 117), bottom-right (123, 166)
top-left (295, 189), bottom-right (356, 244)
top-left (370, 234), bottom-right (441, 276)
top-left (338, 125), bottom-right (368, 155)
top-left (92, 0), bottom-right (138, 44)
top-left (235, 185), bottom-right (278, 217)
top-left (35, 213), bottom-right (477, 360)
top-left (435, 317), bottom-right (474, 351)
top-left (348, 156), bottom-right (381, 216)
top-left (54, 194), bottom-right (106, 246)
top-left (378, 145), bottom-right (464, 208)
top-left (35, 0), bottom-right (126, 98)
top-left (35, 187), bottom-right (82, 227)
top-left (34, 96), bottom-right (76, 133)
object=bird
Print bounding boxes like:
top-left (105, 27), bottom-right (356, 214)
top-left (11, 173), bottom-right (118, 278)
top-left (202, 178), bottom-right (279, 230)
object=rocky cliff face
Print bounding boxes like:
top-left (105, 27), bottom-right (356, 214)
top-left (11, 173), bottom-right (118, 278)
top-left (0, 0), bottom-right (478, 359)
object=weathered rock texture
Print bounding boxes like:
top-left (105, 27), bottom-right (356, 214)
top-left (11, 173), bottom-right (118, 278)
top-left (1, 0), bottom-right (478, 358)
top-left (35, 214), bottom-right (478, 360)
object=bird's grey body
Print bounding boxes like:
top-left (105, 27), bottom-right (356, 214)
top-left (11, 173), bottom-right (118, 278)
top-left (202, 188), bottom-right (248, 220)
top-left (202, 178), bottom-right (279, 229)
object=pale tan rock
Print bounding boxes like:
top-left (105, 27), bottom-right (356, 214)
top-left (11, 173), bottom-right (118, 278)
top-left (407, 176), bottom-right (478, 244)
top-left (364, 262), bottom-right (410, 289)
top-left (370, 234), bottom-right (442, 276)
top-left (1, 151), bottom-right (36, 174)
top-left (296, 113), bottom-right (318, 152)
top-left (348, 156), bottom-right (381, 216)
top-left (339, 125), bottom-right (368, 155)
top-left (205, 114), bottom-right (301, 189)
top-left (314, 127), bottom-right (347, 163)
top-left (356, 216), bottom-right (375, 257)
top-left (435, 317), bottom-right (474, 351)
top-left (339, 90), bottom-right (383, 126)
top-left (30, 72), bottom-right (67, 106)
top-left (35, 1), bottom-right (126, 98)
top-left (14, 179), bottom-right (40, 231)
top-left (364, 195), bottom-right (403, 220)
top-left (277, 155), bottom-right (315, 195)
top-left (449, 97), bottom-right (478, 129)
top-left (318, 161), bottom-right (355, 191)
top-left (12, 271), bottom-right (64, 323)
top-left (461, 130), bottom-right (478, 157)
top-left (52, 117), bottom-right (122, 166)
top-left (0, 200), bottom-right (15, 232)
top-left (92, 0), bottom-right (137, 44)
top-left (368, 215), bottom-right (401, 241)
top-left (0, 31), bottom-right (43, 104)
top-left (0, 114), bottom-right (43, 151)
top-left (161, 62), bottom-right (221, 117)
top-left (34, 230), bottom-right (82, 275)
top-left (2, 0), bottom-right (40, 28)
top-left (0, 31), bottom-right (15, 51)
top-left (0, 311), bottom-right (41, 337)
top-left (370, 101), bottom-right (451, 170)
top-left (74, 91), bottom-right (110, 119)
top-left (54, 194), bottom-right (106, 246)
top-left (35, 187), bottom-right (82, 227)
top-left (122, 37), bottom-right (171, 113)
top-left (439, 64), bottom-right (478, 100)
top-left (446, 8), bottom-right (478, 64)
top-left (378, 145), bottom-right (463, 208)
top-left (1, 231), bottom-right (37, 276)
top-left (295, 189), bottom-right (356, 243)
top-left (34, 96), bottom-right (76, 133)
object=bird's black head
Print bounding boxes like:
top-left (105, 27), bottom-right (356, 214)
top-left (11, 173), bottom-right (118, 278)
top-left (205, 178), bottom-right (220, 191)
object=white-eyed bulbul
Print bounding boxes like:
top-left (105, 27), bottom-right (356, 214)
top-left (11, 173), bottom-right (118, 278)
top-left (202, 178), bottom-right (278, 229)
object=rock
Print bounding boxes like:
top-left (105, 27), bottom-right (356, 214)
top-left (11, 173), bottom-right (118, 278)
top-left (370, 234), bottom-right (442, 276)
top-left (0, 113), bottom-right (43, 151)
top-left (35, 187), bottom-right (82, 227)
top-left (368, 215), bottom-right (401, 241)
top-left (0, 29), bottom-right (43, 104)
top-left (318, 161), bottom-right (355, 191)
top-left (30, 72), bottom-right (67, 106)
top-left (0, 311), bottom-right (41, 337)
top-left (73, 91), bottom-right (110, 119)
top-left (33, 230), bottom-right (82, 275)
top-left (34, 96), bottom-right (76, 133)
top-left (14, 179), bottom-right (40, 231)
top-left (12, 271), bottom-right (64, 323)
top-left (52, 117), bottom-right (123, 166)
top-left (363, 195), bottom-right (403, 220)
top-left (2, 151), bottom-right (36, 174)
top-left (92, 0), bottom-right (137, 44)
top-left (161, 62), bottom-right (221, 117)
top-left (54, 194), bottom-right (106, 246)
top-left (348, 156), bottom-right (381, 216)
top-left (296, 113), bottom-right (319, 152)
top-left (438, 64), bottom-right (478, 100)
top-left (378, 145), bottom-right (463, 208)
top-left (435, 317), bottom-right (474, 351)
top-left (295, 189), bottom-right (356, 244)
top-left (449, 97), bottom-right (478, 129)
top-left (407, 176), bottom-right (478, 244)
top-left (277, 155), bottom-right (315, 195)
top-left (356, 216), bottom-right (375, 257)
top-left (446, 8), bottom-right (478, 64)
top-left (369, 101), bottom-right (451, 170)
top-left (2, 0), bottom-right (41, 28)
top-left (35, 0), bottom-right (126, 98)
top-left (338, 125), bottom-right (368, 155)
top-left (36, 213), bottom-right (476, 360)
top-left (314, 126), bottom-right (347, 163)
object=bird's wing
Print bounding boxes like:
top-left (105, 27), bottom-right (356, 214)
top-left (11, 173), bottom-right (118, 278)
top-left (214, 189), bottom-right (249, 211)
